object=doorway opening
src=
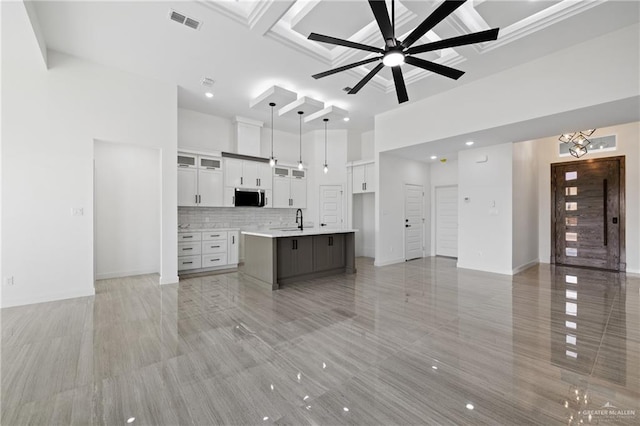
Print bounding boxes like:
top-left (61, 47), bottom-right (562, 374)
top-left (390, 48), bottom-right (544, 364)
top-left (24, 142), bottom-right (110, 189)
top-left (435, 185), bottom-right (458, 258)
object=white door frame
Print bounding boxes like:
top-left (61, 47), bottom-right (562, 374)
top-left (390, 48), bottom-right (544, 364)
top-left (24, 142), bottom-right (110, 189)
top-left (403, 183), bottom-right (424, 261)
top-left (432, 184), bottom-right (458, 257)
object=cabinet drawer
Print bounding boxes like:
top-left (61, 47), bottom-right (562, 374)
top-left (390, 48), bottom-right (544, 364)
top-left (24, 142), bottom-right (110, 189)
top-left (178, 232), bottom-right (201, 242)
top-left (202, 253), bottom-right (228, 268)
top-left (178, 242), bottom-right (201, 255)
top-left (178, 255), bottom-right (201, 271)
top-left (202, 231), bottom-right (227, 241)
top-left (202, 240), bottom-right (227, 254)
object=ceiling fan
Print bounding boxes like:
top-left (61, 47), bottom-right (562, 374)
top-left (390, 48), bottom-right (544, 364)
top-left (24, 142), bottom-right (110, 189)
top-left (308, 0), bottom-right (500, 104)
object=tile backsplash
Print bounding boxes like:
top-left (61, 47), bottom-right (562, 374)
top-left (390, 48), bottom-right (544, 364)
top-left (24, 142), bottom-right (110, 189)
top-left (178, 207), bottom-right (302, 230)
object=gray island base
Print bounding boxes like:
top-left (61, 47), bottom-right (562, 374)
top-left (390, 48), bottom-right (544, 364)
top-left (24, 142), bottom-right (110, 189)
top-left (241, 229), bottom-right (357, 290)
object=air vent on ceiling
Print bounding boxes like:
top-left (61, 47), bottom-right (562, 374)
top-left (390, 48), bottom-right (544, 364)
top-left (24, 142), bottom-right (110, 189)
top-left (201, 77), bottom-right (215, 87)
top-left (169, 9), bottom-right (202, 30)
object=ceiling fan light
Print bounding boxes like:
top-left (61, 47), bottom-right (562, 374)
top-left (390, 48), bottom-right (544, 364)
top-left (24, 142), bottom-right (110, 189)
top-left (383, 51), bottom-right (405, 67)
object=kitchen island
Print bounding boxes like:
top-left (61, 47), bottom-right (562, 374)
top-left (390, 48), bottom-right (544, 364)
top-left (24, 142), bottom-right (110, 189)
top-left (241, 228), bottom-right (357, 290)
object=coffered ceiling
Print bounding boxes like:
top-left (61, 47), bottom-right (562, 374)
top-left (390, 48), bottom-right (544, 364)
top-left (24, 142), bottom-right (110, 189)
top-left (34, 1), bottom-right (640, 134)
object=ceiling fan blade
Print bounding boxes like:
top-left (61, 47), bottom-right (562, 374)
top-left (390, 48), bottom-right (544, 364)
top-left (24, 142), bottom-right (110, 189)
top-left (368, 0), bottom-right (394, 46)
top-left (312, 57), bottom-right (382, 79)
top-left (406, 28), bottom-right (499, 55)
top-left (309, 33), bottom-right (384, 54)
top-left (405, 56), bottom-right (465, 80)
top-left (348, 63), bottom-right (385, 94)
top-left (402, 0), bottom-right (466, 49)
top-left (391, 66), bottom-right (408, 103)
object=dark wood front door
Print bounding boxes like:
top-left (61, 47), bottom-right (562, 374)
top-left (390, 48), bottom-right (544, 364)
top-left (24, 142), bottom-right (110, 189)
top-left (551, 156), bottom-right (625, 271)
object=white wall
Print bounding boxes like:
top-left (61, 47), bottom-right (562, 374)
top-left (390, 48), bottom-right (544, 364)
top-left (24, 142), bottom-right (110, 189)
top-left (512, 140), bottom-right (539, 272)
top-left (95, 141), bottom-right (161, 279)
top-left (458, 143), bottom-right (514, 275)
top-left (537, 121), bottom-right (640, 273)
top-left (375, 24), bottom-right (639, 152)
top-left (178, 108), bottom-right (232, 152)
top-left (360, 130), bottom-right (375, 161)
top-left (309, 129), bottom-right (349, 229)
top-left (1, 2), bottom-right (178, 307)
top-left (375, 153), bottom-right (430, 266)
top-left (430, 160), bottom-right (458, 256)
top-left (353, 193), bottom-right (375, 257)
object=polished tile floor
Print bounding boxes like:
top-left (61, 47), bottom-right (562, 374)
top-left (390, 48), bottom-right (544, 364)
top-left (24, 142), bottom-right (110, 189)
top-left (2, 257), bottom-right (639, 425)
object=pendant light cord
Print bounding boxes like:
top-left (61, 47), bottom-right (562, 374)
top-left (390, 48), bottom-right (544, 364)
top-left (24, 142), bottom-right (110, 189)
top-left (324, 119), bottom-right (328, 165)
top-left (270, 103), bottom-right (275, 159)
top-left (298, 111), bottom-right (303, 164)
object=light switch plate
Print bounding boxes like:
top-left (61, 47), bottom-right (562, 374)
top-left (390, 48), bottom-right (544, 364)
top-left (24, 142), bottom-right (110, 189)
top-left (72, 208), bottom-right (84, 216)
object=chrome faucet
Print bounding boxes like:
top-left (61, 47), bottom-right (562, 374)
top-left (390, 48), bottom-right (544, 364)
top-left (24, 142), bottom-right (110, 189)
top-left (296, 209), bottom-right (303, 231)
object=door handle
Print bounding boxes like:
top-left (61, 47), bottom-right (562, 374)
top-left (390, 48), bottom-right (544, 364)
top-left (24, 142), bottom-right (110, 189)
top-left (603, 179), bottom-right (608, 246)
top-left (321, 223), bottom-right (326, 227)
top-left (406, 224), bottom-right (411, 228)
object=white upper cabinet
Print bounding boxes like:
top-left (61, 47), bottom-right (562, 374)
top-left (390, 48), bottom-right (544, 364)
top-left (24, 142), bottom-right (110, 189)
top-left (352, 161), bottom-right (375, 194)
top-left (178, 152), bottom-right (224, 207)
top-left (224, 158), bottom-right (272, 189)
top-left (178, 167), bottom-right (198, 206)
top-left (272, 166), bottom-right (306, 208)
top-left (224, 158), bottom-right (244, 187)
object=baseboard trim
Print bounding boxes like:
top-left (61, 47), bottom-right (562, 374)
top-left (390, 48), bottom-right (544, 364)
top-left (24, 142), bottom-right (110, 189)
top-left (160, 275), bottom-right (179, 285)
top-left (512, 259), bottom-right (539, 275)
top-left (1, 287), bottom-right (95, 309)
top-left (456, 262), bottom-right (514, 276)
top-left (96, 268), bottom-right (159, 280)
top-left (374, 257), bottom-right (405, 267)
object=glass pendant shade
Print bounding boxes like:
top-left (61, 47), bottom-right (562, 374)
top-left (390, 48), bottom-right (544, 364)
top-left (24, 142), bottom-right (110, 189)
top-left (323, 164), bottom-right (328, 174)
top-left (569, 144), bottom-right (588, 158)
top-left (559, 133), bottom-right (576, 143)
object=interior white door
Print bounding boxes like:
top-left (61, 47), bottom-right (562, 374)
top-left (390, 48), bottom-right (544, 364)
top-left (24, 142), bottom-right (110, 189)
top-left (404, 184), bottom-right (424, 261)
top-left (319, 185), bottom-right (343, 229)
top-left (435, 185), bottom-right (458, 257)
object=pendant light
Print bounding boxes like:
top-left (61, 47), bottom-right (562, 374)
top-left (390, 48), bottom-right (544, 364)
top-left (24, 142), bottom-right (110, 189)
top-left (269, 102), bottom-right (276, 167)
top-left (297, 111), bottom-right (304, 170)
top-left (323, 118), bottom-right (329, 174)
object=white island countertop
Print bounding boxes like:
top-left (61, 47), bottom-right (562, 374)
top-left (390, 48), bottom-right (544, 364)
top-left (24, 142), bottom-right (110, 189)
top-left (242, 228), bottom-right (358, 239)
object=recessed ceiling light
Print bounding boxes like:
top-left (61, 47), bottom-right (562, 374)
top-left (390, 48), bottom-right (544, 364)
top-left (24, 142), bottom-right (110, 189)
top-left (466, 403), bottom-right (474, 410)
top-left (205, 92), bottom-right (214, 98)
top-left (343, 117), bottom-right (350, 122)
top-left (466, 141), bottom-right (474, 146)
top-left (430, 155), bottom-right (437, 160)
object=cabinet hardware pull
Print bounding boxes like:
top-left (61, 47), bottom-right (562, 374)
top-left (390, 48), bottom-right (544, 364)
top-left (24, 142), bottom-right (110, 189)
top-left (232, 196), bottom-right (235, 204)
top-left (178, 164), bottom-right (189, 168)
top-left (206, 167), bottom-right (216, 170)
top-left (184, 261), bottom-right (193, 264)
top-left (183, 236), bottom-right (193, 239)
top-left (211, 258), bottom-right (220, 262)
top-left (603, 179), bottom-right (608, 246)
top-left (232, 236), bottom-right (235, 244)
top-left (183, 248), bottom-right (193, 251)
top-left (212, 245), bottom-right (220, 248)
top-left (241, 177), bottom-right (243, 185)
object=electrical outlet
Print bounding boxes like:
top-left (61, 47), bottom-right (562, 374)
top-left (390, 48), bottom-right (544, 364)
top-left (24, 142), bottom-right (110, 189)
top-left (4, 276), bottom-right (14, 286)
top-left (72, 207), bottom-right (84, 216)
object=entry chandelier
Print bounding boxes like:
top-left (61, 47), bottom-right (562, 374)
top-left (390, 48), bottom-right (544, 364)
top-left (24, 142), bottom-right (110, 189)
top-left (559, 129), bottom-right (596, 158)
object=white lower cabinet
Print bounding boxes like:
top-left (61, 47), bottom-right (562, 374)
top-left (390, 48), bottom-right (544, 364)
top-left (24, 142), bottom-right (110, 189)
top-left (178, 229), bottom-right (240, 272)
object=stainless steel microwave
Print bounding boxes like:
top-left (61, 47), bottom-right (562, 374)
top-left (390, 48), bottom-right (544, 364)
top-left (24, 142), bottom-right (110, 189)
top-left (234, 189), bottom-right (265, 207)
